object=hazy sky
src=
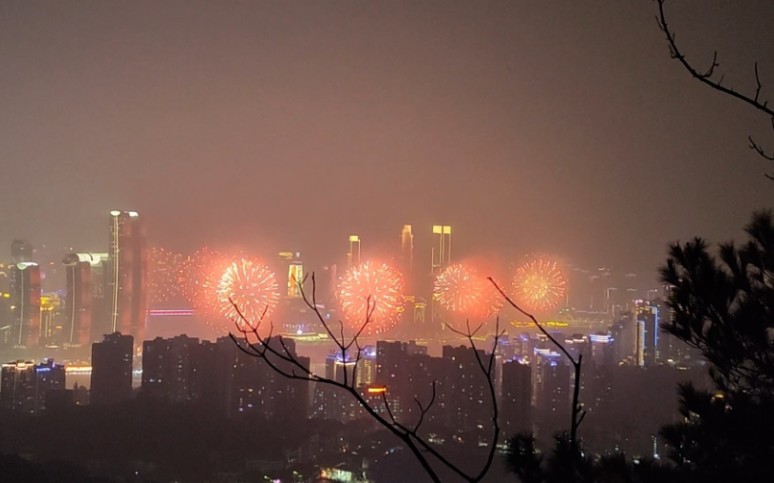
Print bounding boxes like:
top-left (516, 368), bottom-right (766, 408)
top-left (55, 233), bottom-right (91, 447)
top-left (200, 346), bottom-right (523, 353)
top-left (1, 0), bottom-right (773, 285)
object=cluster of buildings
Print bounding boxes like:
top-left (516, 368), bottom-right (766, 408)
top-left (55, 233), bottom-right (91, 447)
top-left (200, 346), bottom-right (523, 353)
top-left (0, 210), bottom-right (146, 351)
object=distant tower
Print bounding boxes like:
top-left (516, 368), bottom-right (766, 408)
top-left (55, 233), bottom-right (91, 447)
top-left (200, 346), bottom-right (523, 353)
top-left (62, 253), bottom-right (108, 346)
top-left (278, 251), bottom-right (304, 298)
top-left (107, 210), bottom-right (147, 343)
top-left (636, 300), bottom-right (660, 366)
top-left (0, 359), bottom-right (65, 414)
top-left (431, 225), bottom-right (452, 275)
top-left (347, 235), bottom-right (361, 269)
top-left (90, 332), bottom-right (134, 405)
top-left (400, 225), bottom-right (414, 290)
top-left (10, 262), bottom-right (41, 348)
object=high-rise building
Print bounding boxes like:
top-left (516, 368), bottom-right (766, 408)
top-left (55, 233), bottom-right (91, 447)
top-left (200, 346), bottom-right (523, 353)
top-left (223, 337), bottom-right (310, 421)
top-left (502, 359), bottom-right (532, 437)
top-left (431, 225), bottom-right (452, 275)
top-left (62, 253), bottom-right (108, 347)
top-left (40, 292), bottom-right (65, 346)
top-left (439, 345), bottom-right (491, 432)
top-left (0, 360), bottom-right (35, 412)
top-left (10, 262), bottom-right (41, 348)
top-left (347, 235), bottom-right (361, 269)
top-left (278, 251), bottom-right (304, 298)
top-left (90, 332), bottom-right (133, 405)
top-left (0, 359), bottom-right (65, 413)
top-left (400, 225), bottom-right (414, 289)
top-left (142, 335), bottom-right (200, 403)
top-left (107, 210), bottom-right (147, 344)
top-left (636, 301), bottom-right (660, 366)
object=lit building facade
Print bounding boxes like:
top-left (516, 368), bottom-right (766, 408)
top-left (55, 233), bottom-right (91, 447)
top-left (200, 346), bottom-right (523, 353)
top-left (347, 235), bottom-right (361, 269)
top-left (107, 210), bottom-right (147, 344)
top-left (0, 359), bottom-right (65, 413)
top-left (63, 252), bottom-right (108, 347)
top-left (10, 262), bottom-right (41, 348)
top-left (431, 225), bottom-right (452, 275)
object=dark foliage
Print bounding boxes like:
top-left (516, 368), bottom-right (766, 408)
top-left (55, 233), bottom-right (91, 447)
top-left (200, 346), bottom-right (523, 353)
top-left (658, 211), bottom-right (774, 481)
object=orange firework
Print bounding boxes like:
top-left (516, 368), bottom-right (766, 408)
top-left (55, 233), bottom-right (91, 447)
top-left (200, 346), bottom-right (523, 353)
top-left (512, 256), bottom-right (567, 313)
top-left (148, 247), bottom-right (185, 305)
top-left (217, 257), bottom-right (280, 330)
top-left (338, 260), bottom-right (404, 335)
top-left (180, 247), bottom-right (230, 319)
top-left (434, 263), bottom-right (502, 318)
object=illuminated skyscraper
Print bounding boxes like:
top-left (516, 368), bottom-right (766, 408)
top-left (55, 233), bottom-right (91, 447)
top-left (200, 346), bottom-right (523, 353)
top-left (636, 300), bottom-right (660, 366)
top-left (278, 251), bottom-right (304, 298)
top-left (107, 210), bottom-right (147, 343)
top-left (431, 225), bottom-right (451, 275)
top-left (0, 359), bottom-right (65, 413)
top-left (400, 225), bottom-right (414, 277)
top-left (10, 262), bottom-right (41, 348)
top-left (431, 225), bottom-right (452, 326)
top-left (347, 235), bottom-right (361, 269)
top-left (63, 253), bottom-right (108, 347)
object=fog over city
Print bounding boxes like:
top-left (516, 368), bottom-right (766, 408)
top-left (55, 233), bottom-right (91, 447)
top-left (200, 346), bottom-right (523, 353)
top-left (1, 1), bottom-right (774, 482)
top-left (2, 1), bottom-right (772, 281)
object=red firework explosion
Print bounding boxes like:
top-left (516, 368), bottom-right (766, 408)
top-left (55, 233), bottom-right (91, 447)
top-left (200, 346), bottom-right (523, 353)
top-left (434, 263), bottom-right (502, 318)
top-left (512, 256), bottom-right (567, 313)
top-left (148, 247), bottom-right (185, 305)
top-left (337, 260), bottom-right (404, 335)
top-left (217, 258), bottom-right (280, 329)
top-left (180, 247), bottom-right (230, 320)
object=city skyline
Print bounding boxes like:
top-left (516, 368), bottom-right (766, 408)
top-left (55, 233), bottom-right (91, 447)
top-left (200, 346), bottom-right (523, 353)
top-left (1, 1), bottom-right (773, 285)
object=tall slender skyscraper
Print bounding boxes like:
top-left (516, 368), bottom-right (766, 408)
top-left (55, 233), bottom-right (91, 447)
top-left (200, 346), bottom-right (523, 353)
top-left (347, 235), bottom-right (361, 269)
top-left (278, 251), bottom-right (304, 298)
top-left (11, 262), bottom-right (41, 348)
top-left (63, 253), bottom-right (108, 347)
top-left (400, 225), bottom-right (414, 291)
top-left (107, 211), bottom-right (147, 344)
top-left (431, 225), bottom-right (451, 275)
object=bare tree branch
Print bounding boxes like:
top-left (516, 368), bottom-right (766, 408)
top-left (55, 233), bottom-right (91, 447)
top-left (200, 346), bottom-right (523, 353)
top-left (229, 272), bottom-right (505, 483)
top-left (488, 277), bottom-right (585, 454)
top-left (655, 0), bottom-right (774, 167)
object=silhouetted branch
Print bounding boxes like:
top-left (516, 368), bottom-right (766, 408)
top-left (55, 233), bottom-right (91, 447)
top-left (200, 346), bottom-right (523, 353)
top-left (230, 272), bottom-right (505, 483)
top-left (488, 277), bottom-right (585, 454)
top-left (656, 0), bottom-right (774, 169)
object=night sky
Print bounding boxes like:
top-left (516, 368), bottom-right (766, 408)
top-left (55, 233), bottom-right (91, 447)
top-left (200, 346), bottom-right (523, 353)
top-left (1, 0), bottom-right (773, 285)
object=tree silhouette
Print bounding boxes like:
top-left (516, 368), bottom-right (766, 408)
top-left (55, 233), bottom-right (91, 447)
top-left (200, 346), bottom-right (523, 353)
top-left (659, 211), bottom-right (774, 480)
top-left (229, 274), bottom-right (503, 483)
top-left (656, 0), bottom-right (774, 175)
top-left (489, 278), bottom-right (589, 482)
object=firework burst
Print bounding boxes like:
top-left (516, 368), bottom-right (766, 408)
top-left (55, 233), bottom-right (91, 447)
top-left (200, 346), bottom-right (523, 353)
top-left (512, 255), bottom-right (567, 313)
top-left (148, 247), bottom-right (185, 305)
top-left (338, 260), bottom-right (404, 335)
top-left (217, 258), bottom-right (280, 329)
top-left (434, 263), bottom-right (502, 318)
